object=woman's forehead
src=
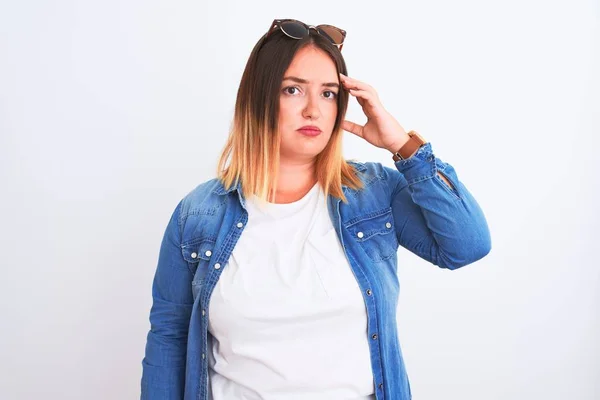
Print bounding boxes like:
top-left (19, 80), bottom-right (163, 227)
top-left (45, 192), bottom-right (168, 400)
top-left (284, 46), bottom-right (338, 83)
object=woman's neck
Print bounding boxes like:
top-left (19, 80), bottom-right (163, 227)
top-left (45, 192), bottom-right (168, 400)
top-left (270, 158), bottom-right (317, 204)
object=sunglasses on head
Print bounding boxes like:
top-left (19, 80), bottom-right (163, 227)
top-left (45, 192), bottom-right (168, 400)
top-left (265, 19), bottom-right (346, 50)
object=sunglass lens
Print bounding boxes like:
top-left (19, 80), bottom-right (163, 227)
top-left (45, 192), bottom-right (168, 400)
top-left (280, 21), bottom-right (308, 39)
top-left (318, 26), bottom-right (344, 45)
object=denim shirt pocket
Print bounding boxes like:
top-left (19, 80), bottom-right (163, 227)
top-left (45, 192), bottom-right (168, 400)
top-left (181, 237), bottom-right (216, 300)
top-left (345, 207), bottom-right (398, 262)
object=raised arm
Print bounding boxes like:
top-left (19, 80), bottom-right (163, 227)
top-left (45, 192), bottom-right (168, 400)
top-left (384, 142), bottom-right (491, 269)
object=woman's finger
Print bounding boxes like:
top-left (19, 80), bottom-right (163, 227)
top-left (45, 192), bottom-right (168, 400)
top-left (342, 120), bottom-right (364, 138)
top-left (340, 74), bottom-right (376, 95)
top-left (348, 89), bottom-right (367, 107)
top-left (349, 89), bottom-right (375, 106)
top-left (349, 88), bottom-right (373, 100)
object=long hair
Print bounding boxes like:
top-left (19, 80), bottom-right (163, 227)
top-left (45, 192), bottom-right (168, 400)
top-left (216, 28), bottom-right (363, 203)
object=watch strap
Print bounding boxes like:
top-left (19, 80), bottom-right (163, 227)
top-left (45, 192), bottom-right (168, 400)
top-left (392, 130), bottom-right (427, 162)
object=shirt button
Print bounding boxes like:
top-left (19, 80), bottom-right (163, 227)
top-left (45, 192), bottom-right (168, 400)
top-left (378, 383), bottom-right (383, 389)
top-left (357, 231), bottom-right (364, 238)
top-left (201, 353), bottom-right (205, 359)
top-left (385, 222), bottom-right (392, 229)
top-left (214, 263), bottom-right (221, 270)
top-left (191, 252), bottom-right (197, 259)
top-left (205, 250), bottom-right (212, 257)
top-left (366, 289), bottom-right (372, 296)
top-left (237, 222), bottom-right (243, 228)
top-left (372, 333), bottom-right (378, 340)
top-left (202, 309), bottom-right (206, 316)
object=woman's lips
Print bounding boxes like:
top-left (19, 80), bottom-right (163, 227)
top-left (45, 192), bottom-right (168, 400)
top-left (297, 127), bottom-right (322, 136)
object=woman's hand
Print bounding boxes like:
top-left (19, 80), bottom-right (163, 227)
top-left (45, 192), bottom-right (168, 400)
top-left (339, 73), bottom-right (409, 153)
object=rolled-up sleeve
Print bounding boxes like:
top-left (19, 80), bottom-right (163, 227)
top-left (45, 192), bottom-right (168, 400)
top-left (385, 142), bottom-right (491, 269)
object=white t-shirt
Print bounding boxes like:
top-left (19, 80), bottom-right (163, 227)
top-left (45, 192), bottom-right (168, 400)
top-left (207, 182), bottom-right (376, 399)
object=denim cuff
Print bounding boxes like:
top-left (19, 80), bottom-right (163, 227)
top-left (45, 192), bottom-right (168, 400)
top-left (393, 142), bottom-right (439, 185)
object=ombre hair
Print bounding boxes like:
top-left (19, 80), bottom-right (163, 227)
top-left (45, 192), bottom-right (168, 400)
top-left (216, 28), bottom-right (363, 203)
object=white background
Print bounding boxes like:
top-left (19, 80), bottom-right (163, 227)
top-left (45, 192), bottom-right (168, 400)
top-left (1, 0), bottom-right (598, 399)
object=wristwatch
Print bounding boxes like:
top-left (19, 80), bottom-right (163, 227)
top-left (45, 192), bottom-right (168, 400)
top-left (392, 130), bottom-right (428, 162)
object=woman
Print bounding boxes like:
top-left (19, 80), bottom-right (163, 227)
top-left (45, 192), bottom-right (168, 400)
top-left (141, 19), bottom-right (491, 400)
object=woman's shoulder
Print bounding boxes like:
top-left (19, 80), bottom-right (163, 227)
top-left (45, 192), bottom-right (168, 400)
top-left (177, 177), bottom-right (230, 218)
top-left (345, 159), bottom-right (407, 199)
top-left (346, 159), bottom-right (397, 181)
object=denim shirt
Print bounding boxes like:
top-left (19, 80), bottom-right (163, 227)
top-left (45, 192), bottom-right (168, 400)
top-left (141, 142), bottom-right (491, 400)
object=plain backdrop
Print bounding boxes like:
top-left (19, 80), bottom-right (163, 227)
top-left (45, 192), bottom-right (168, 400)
top-left (1, 0), bottom-right (598, 399)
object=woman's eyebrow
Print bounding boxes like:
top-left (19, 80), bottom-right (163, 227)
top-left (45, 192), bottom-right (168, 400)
top-left (283, 76), bottom-right (339, 88)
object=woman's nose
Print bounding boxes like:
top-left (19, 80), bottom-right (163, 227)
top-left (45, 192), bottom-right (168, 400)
top-left (302, 94), bottom-right (322, 120)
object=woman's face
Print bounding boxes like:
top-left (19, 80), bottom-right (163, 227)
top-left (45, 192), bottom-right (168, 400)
top-left (278, 45), bottom-right (340, 163)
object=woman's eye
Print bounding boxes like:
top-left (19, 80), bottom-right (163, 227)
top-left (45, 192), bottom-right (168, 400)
top-left (282, 87), bottom-right (337, 99)
top-left (283, 86), bottom-right (300, 95)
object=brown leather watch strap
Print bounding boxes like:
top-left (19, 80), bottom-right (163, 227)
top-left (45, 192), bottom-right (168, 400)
top-left (392, 130), bottom-right (427, 162)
